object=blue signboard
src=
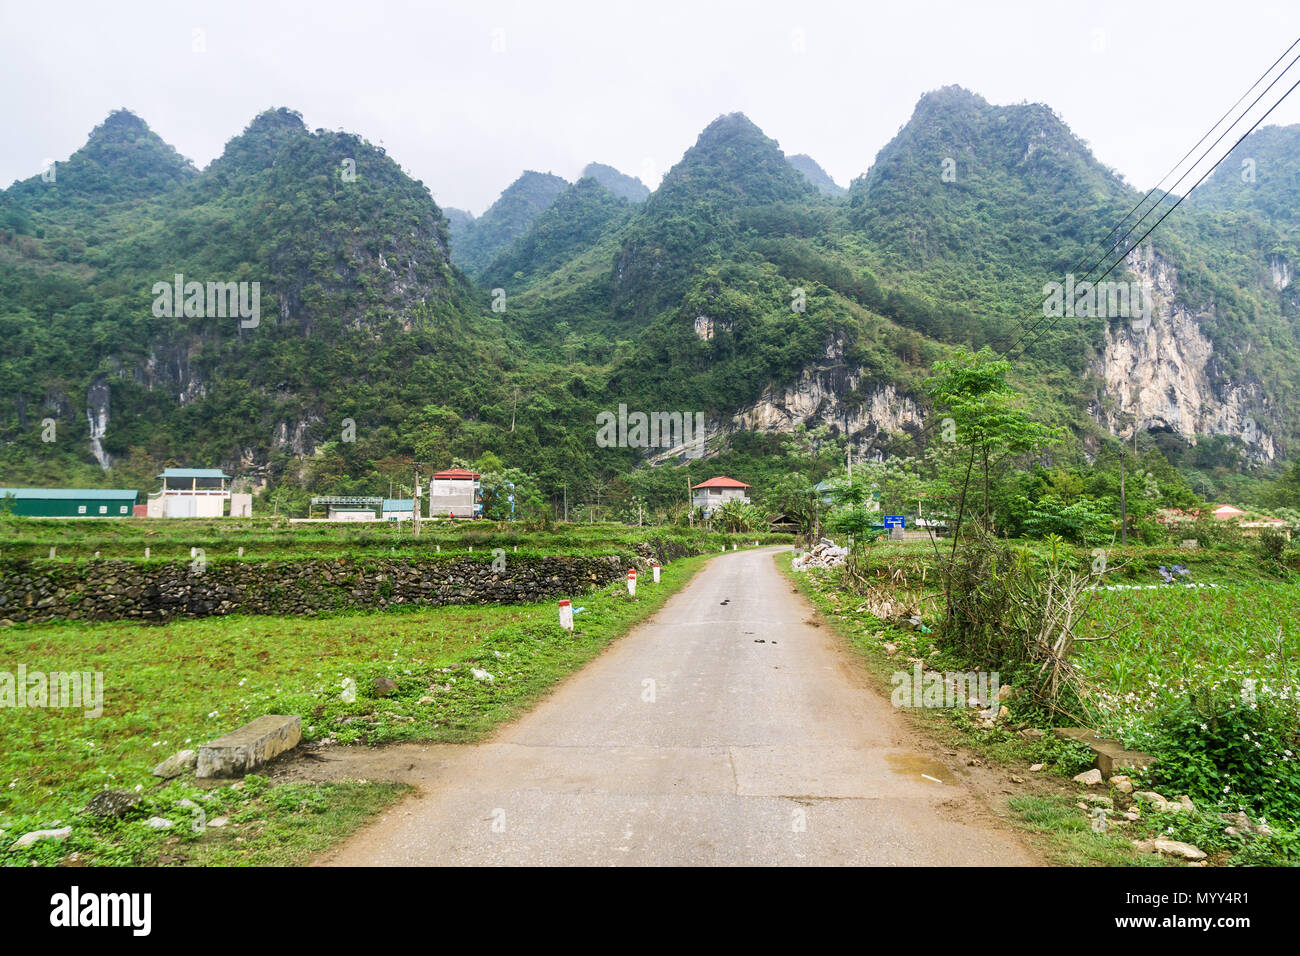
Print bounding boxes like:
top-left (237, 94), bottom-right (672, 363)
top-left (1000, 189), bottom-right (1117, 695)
top-left (883, 515), bottom-right (906, 529)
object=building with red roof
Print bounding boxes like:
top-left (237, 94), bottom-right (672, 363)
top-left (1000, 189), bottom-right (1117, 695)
top-left (691, 476), bottom-right (752, 515)
top-left (429, 468), bottom-right (481, 519)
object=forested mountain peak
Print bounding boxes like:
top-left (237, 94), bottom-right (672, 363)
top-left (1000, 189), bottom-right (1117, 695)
top-left (787, 153), bottom-right (845, 196)
top-left (448, 169), bottom-right (569, 278)
top-left (480, 175), bottom-right (632, 289)
top-left (849, 85), bottom-right (1131, 271)
top-left (648, 112), bottom-right (814, 210)
top-left (204, 107), bottom-right (313, 178)
top-left (581, 162), bottom-right (650, 202)
top-left (2, 108), bottom-right (197, 210)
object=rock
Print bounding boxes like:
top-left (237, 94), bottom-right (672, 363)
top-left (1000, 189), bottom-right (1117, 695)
top-left (176, 798), bottom-right (198, 810)
top-left (1073, 769), bottom-right (1104, 787)
top-left (372, 677), bottom-right (399, 697)
top-left (1133, 838), bottom-right (1206, 861)
top-left (883, 643), bottom-right (899, 656)
top-left (208, 816), bottom-right (228, 828)
top-left (1177, 795), bottom-right (1195, 813)
top-left (10, 826), bottom-right (72, 850)
top-left (998, 684), bottom-right (1013, 701)
top-left (197, 715), bottom-right (302, 778)
top-left (1029, 763), bottom-right (1044, 772)
top-left (151, 749), bottom-right (197, 779)
top-left (1108, 775), bottom-right (1134, 794)
top-left (418, 695), bottom-right (436, 704)
top-left (143, 817), bottom-right (174, 830)
top-left (1019, 729), bottom-right (1045, 739)
top-left (84, 789), bottom-right (141, 820)
top-left (1123, 811), bottom-right (1140, 822)
top-left (340, 678), bottom-right (357, 703)
top-left (1082, 794), bottom-right (1113, 807)
top-left (1134, 791), bottom-right (1169, 811)
top-left (471, 668), bottom-right (494, 682)
top-left (1010, 775), bottom-right (1024, 784)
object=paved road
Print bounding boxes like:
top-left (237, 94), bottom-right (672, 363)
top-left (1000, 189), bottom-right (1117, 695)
top-left (324, 547), bottom-right (1037, 866)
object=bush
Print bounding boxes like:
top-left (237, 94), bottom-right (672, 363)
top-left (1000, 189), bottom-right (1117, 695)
top-left (1258, 528), bottom-right (1288, 564)
top-left (1140, 688), bottom-right (1300, 826)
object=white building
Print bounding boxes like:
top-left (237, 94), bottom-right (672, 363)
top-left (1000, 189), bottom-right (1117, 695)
top-left (147, 468), bottom-right (231, 518)
top-left (691, 476), bottom-right (752, 516)
top-left (311, 496), bottom-right (381, 521)
top-left (382, 498), bottom-right (415, 522)
top-left (429, 469), bottom-right (481, 519)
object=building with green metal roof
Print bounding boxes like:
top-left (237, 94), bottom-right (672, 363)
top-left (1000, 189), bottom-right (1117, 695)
top-left (0, 487), bottom-right (139, 518)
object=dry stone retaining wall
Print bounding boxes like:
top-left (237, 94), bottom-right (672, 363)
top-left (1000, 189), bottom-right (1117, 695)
top-left (0, 553), bottom-right (641, 623)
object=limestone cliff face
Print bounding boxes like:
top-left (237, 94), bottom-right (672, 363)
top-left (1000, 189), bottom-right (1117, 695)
top-left (647, 335), bottom-right (923, 463)
top-left (1090, 246), bottom-right (1276, 463)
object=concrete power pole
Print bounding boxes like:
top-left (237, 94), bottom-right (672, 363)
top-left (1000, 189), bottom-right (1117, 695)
top-left (412, 470), bottom-right (421, 538)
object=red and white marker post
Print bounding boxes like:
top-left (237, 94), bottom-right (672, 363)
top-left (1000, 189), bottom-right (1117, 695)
top-left (627, 568), bottom-right (637, 596)
top-left (558, 599), bottom-right (574, 630)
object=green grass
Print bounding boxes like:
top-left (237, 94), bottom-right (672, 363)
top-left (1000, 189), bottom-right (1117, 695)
top-left (1007, 795), bottom-right (1167, 866)
top-left (0, 551), bottom-right (710, 865)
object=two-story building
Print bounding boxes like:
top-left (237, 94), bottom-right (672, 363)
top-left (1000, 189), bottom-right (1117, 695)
top-left (691, 476), bottom-right (752, 516)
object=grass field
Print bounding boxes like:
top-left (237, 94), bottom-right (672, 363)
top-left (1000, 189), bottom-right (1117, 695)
top-left (0, 549), bottom-right (711, 865)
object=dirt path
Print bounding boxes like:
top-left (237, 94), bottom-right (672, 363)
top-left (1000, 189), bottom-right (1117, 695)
top-left (312, 547), bottom-right (1039, 865)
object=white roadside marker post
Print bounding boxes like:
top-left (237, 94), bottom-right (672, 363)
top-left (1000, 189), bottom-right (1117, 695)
top-left (558, 599), bottom-right (574, 630)
top-left (652, 563), bottom-right (661, 584)
top-left (144, 547), bottom-right (150, 559)
top-left (627, 568), bottom-right (637, 597)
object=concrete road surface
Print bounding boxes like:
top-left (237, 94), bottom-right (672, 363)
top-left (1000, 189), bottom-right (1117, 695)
top-left (323, 547), bottom-right (1038, 866)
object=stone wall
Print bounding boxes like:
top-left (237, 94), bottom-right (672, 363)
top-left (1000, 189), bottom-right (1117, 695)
top-left (0, 553), bottom-right (639, 624)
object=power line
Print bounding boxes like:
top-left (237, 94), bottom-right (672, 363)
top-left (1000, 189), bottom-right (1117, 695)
top-left (1005, 68), bottom-right (1300, 365)
top-left (1003, 40), bottom-right (1300, 361)
top-left (855, 36), bottom-right (1300, 465)
top-left (1057, 35), bottom-right (1300, 313)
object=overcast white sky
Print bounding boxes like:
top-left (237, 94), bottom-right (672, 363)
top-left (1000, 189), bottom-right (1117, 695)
top-left (2, 0), bottom-right (1299, 214)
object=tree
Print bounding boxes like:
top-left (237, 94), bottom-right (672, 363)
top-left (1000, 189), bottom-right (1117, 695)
top-left (926, 346), bottom-right (1063, 536)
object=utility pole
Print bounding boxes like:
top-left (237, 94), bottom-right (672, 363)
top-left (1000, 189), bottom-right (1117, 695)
top-left (563, 482), bottom-right (568, 523)
top-left (412, 469), bottom-right (421, 538)
top-left (1119, 454), bottom-right (1127, 547)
